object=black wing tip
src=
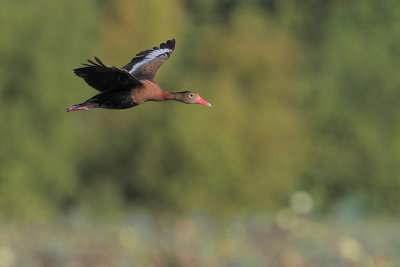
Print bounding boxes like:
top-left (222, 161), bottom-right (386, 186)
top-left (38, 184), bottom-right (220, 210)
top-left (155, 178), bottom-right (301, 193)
top-left (73, 68), bottom-right (88, 78)
top-left (134, 39), bottom-right (175, 58)
top-left (161, 39), bottom-right (175, 50)
top-left (73, 56), bottom-right (106, 75)
top-left (87, 56), bottom-right (105, 66)
top-left (73, 67), bottom-right (83, 75)
top-left (75, 57), bottom-right (105, 67)
top-left (94, 56), bottom-right (105, 66)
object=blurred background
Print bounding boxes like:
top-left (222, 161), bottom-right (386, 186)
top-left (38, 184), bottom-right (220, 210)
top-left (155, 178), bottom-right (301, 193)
top-left (1, 0), bottom-right (400, 266)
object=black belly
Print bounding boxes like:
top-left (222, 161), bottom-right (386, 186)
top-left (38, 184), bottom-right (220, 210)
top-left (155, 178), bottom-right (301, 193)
top-left (84, 90), bottom-right (137, 109)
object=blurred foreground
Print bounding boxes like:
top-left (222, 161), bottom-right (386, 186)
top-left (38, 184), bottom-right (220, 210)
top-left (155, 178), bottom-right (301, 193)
top-left (1, 213), bottom-right (399, 267)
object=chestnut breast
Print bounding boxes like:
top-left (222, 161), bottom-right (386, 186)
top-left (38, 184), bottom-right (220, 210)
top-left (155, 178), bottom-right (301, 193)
top-left (131, 80), bottom-right (170, 104)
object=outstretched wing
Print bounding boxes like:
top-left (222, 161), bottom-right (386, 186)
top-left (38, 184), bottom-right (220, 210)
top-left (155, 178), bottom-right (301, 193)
top-left (74, 57), bottom-right (143, 92)
top-left (122, 39), bottom-right (176, 80)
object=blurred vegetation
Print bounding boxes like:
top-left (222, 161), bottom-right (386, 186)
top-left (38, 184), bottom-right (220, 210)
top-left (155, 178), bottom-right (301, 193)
top-left (2, 213), bottom-right (400, 266)
top-left (1, 0), bottom-right (400, 220)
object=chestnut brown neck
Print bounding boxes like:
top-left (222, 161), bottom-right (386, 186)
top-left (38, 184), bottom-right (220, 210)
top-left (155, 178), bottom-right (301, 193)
top-left (137, 80), bottom-right (188, 103)
top-left (158, 91), bottom-right (184, 102)
top-left (171, 92), bottom-right (184, 102)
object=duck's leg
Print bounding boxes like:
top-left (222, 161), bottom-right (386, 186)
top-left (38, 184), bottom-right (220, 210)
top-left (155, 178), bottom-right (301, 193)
top-left (66, 95), bottom-right (99, 112)
top-left (66, 103), bottom-right (98, 112)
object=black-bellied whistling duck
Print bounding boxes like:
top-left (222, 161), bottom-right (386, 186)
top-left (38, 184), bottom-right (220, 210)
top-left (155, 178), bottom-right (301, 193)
top-left (67, 39), bottom-right (211, 112)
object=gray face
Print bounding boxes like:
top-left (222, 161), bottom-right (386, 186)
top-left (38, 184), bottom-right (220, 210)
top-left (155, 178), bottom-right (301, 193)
top-left (181, 91), bottom-right (199, 104)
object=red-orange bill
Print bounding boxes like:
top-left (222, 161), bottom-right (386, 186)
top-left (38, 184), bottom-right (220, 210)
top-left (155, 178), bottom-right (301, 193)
top-left (196, 96), bottom-right (212, 107)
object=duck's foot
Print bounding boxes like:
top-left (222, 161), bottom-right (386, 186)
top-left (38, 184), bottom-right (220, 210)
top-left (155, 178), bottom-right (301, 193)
top-left (66, 103), bottom-right (97, 112)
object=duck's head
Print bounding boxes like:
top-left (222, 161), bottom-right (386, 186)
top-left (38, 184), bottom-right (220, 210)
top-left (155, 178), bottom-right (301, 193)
top-left (179, 91), bottom-right (211, 107)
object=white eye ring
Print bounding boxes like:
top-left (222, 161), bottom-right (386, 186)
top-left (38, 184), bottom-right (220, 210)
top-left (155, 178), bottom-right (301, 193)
top-left (189, 93), bottom-right (194, 98)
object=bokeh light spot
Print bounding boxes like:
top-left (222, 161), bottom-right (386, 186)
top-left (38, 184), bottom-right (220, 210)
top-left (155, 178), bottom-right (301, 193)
top-left (290, 191), bottom-right (313, 215)
top-left (337, 236), bottom-right (362, 262)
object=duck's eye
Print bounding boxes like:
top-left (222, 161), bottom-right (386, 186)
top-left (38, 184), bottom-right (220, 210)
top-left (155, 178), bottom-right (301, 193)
top-left (189, 93), bottom-right (194, 98)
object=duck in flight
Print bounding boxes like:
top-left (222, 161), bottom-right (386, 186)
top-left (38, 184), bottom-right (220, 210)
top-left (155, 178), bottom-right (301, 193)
top-left (67, 39), bottom-right (211, 112)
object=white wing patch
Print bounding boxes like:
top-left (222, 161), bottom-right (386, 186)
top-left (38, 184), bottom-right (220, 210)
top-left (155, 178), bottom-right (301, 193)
top-left (127, 48), bottom-right (172, 74)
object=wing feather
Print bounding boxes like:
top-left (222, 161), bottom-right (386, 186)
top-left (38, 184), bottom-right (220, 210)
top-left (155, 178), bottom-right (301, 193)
top-left (74, 57), bottom-right (142, 92)
top-left (122, 39), bottom-right (176, 80)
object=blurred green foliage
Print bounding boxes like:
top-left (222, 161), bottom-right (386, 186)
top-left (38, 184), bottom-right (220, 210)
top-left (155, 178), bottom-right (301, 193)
top-left (1, 0), bottom-right (399, 219)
